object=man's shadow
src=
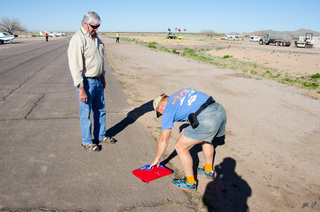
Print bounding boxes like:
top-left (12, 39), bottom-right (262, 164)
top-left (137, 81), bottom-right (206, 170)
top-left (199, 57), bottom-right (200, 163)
top-left (106, 100), bottom-right (154, 138)
top-left (203, 157), bottom-right (252, 212)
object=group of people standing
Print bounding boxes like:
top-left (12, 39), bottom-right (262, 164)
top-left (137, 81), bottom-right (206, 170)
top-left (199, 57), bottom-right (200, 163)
top-left (67, 11), bottom-right (227, 192)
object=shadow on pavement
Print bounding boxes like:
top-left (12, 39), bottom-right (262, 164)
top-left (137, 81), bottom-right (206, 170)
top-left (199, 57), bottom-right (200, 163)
top-left (203, 157), bottom-right (252, 212)
top-left (106, 100), bottom-right (154, 138)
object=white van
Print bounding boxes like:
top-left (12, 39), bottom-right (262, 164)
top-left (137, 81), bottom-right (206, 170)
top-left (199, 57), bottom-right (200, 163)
top-left (250, 36), bottom-right (261, 42)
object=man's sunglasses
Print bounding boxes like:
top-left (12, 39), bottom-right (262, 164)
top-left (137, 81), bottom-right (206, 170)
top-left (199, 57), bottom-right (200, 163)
top-left (89, 24), bottom-right (100, 29)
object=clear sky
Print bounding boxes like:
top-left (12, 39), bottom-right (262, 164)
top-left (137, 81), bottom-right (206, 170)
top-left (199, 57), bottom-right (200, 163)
top-left (1, 0), bottom-right (319, 33)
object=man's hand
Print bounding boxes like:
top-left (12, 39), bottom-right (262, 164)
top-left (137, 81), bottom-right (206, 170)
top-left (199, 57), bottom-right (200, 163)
top-left (150, 159), bottom-right (160, 169)
top-left (78, 87), bottom-right (88, 103)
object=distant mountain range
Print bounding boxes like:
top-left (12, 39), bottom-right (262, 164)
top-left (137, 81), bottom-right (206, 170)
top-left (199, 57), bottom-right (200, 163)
top-left (248, 28), bottom-right (320, 36)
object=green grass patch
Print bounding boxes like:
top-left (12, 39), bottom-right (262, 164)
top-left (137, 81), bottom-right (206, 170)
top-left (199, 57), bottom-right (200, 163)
top-left (311, 73), bottom-right (320, 79)
top-left (147, 42), bottom-right (157, 49)
top-left (223, 55), bottom-right (233, 59)
top-left (302, 82), bottom-right (319, 89)
top-left (159, 47), bottom-right (171, 53)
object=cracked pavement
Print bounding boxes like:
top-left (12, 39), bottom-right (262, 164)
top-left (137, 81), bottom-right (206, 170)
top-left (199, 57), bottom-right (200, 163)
top-left (0, 38), bottom-right (202, 211)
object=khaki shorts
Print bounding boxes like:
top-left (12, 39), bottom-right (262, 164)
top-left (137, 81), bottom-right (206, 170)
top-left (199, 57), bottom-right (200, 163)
top-left (183, 102), bottom-right (227, 143)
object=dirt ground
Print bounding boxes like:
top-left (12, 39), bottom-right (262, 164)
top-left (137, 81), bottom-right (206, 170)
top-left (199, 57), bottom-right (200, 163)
top-left (102, 34), bottom-right (320, 211)
top-left (3, 34), bottom-right (318, 211)
top-left (123, 33), bottom-right (320, 73)
top-left (206, 47), bottom-right (320, 76)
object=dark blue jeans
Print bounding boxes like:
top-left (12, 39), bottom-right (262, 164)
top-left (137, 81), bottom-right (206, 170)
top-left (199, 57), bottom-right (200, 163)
top-left (77, 78), bottom-right (106, 145)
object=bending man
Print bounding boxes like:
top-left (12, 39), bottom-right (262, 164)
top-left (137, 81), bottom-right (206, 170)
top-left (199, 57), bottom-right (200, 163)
top-left (150, 88), bottom-right (227, 192)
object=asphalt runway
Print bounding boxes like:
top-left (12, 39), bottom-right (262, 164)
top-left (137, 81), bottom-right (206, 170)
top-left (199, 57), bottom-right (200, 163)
top-left (0, 38), bottom-right (198, 211)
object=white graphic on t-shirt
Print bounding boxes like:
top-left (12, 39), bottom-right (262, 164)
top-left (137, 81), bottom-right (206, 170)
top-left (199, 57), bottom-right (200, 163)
top-left (190, 89), bottom-right (196, 96)
top-left (180, 96), bottom-right (185, 106)
top-left (188, 95), bottom-right (197, 106)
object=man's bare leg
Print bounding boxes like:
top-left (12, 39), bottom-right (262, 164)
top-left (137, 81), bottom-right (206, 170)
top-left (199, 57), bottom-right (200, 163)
top-left (202, 142), bottom-right (214, 166)
top-left (175, 134), bottom-right (203, 176)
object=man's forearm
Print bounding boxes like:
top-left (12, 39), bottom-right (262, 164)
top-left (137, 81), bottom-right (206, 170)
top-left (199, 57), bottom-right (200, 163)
top-left (155, 129), bottom-right (171, 160)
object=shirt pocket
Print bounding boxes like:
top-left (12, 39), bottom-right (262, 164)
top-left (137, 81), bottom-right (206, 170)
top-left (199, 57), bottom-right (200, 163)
top-left (84, 42), bottom-right (96, 59)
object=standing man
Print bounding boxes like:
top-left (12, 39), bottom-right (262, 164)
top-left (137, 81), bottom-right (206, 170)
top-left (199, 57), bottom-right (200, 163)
top-left (46, 32), bottom-right (48, 42)
top-left (116, 32), bottom-right (120, 43)
top-left (150, 88), bottom-right (227, 192)
top-left (68, 11), bottom-right (115, 152)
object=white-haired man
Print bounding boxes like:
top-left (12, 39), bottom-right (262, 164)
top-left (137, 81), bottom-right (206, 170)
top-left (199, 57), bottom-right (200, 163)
top-left (68, 11), bottom-right (115, 152)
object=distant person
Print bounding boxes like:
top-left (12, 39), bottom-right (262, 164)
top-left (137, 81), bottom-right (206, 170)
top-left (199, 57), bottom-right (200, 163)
top-left (46, 32), bottom-right (48, 42)
top-left (116, 33), bottom-right (120, 43)
top-left (67, 11), bottom-right (115, 152)
top-left (150, 88), bottom-right (227, 192)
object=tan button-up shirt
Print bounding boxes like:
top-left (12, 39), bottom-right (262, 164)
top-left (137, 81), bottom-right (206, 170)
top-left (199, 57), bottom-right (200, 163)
top-left (68, 27), bottom-right (105, 87)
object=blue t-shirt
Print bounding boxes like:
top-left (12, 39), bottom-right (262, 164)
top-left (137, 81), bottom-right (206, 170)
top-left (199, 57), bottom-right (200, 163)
top-left (161, 88), bottom-right (211, 130)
